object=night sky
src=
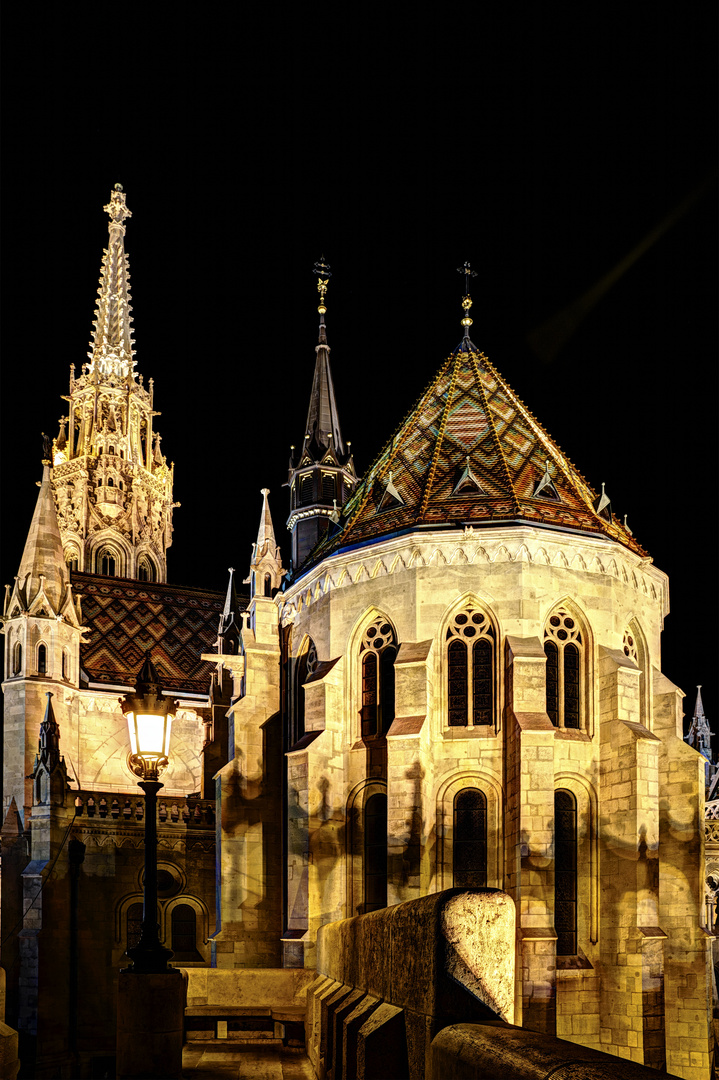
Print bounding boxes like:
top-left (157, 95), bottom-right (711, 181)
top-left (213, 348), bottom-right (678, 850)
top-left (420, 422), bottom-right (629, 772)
top-left (2, 9), bottom-right (716, 737)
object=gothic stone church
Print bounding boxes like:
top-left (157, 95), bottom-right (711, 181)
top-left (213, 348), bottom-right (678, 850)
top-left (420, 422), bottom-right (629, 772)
top-left (1, 188), bottom-right (712, 1079)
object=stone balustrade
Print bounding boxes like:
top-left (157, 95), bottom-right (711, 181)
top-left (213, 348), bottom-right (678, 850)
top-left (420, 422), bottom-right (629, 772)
top-left (73, 790), bottom-right (215, 827)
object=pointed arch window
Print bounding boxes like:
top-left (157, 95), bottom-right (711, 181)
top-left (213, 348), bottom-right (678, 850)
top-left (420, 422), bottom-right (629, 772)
top-left (13, 643), bottom-right (22, 676)
top-left (360, 618), bottom-right (397, 738)
top-left (137, 557), bottom-right (154, 583)
top-left (98, 549), bottom-right (117, 577)
top-left (62, 649), bottom-right (69, 681)
top-left (37, 643), bottom-right (47, 675)
top-left (295, 639), bottom-right (318, 744)
top-left (555, 790), bottom-right (577, 955)
top-left (264, 573), bottom-right (272, 597)
top-left (544, 610), bottom-right (583, 729)
top-left (364, 792), bottom-right (387, 913)
top-left (446, 607), bottom-right (495, 726)
top-left (453, 788), bottom-right (487, 887)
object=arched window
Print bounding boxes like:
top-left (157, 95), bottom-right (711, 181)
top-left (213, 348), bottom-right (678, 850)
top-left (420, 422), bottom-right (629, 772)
top-left (264, 573), bottom-right (272, 597)
top-left (127, 902), bottom-right (143, 951)
top-left (98, 549), bottom-right (117, 576)
top-left (171, 904), bottom-right (202, 962)
top-left (364, 793), bottom-right (387, 913)
top-left (66, 553), bottom-right (79, 572)
top-left (360, 618), bottom-right (397, 738)
top-left (37, 643), bottom-right (47, 675)
top-left (453, 788), bottom-right (487, 887)
top-left (62, 649), bottom-right (69, 681)
top-left (107, 476), bottom-right (114, 487)
top-left (544, 609), bottom-right (583, 729)
top-left (446, 606), bottom-right (495, 726)
top-left (295, 639), bottom-right (318, 744)
top-left (13, 643), bottom-right (22, 675)
top-left (555, 790), bottom-right (577, 955)
top-left (137, 557), bottom-right (154, 583)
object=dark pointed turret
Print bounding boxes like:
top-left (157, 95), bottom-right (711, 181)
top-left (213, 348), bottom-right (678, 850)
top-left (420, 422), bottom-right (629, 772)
top-left (287, 261), bottom-right (356, 570)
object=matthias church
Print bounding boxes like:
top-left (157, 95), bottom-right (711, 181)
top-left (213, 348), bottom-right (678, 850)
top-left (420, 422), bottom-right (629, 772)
top-left (1, 188), bottom-right (714, 1078)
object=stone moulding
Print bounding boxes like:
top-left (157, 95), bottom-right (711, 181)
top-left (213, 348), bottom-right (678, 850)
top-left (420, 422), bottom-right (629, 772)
top-left (278, 526), bottom-right (668, 625)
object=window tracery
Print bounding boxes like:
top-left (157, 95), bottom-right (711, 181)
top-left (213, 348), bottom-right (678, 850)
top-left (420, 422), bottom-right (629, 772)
top-left (623, 628), bottom-right (638, 664)
top-left (446, 606), bottom-right (495, 726)
top-left (544, 609), bottom-right (583, 729)
top-left (359, 617), bottom-right (397, 738)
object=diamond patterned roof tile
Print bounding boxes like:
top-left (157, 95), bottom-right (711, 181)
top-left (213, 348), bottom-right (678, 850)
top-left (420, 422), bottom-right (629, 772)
top-left (310, 337), bottom-right (646, 564)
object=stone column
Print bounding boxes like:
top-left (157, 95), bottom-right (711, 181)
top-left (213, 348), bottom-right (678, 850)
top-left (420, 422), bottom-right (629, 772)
top-left (654, 672), bottom-right (713, 1080)
top-left (597, 646), bottom-right (663, 1066)
top-left (386, 641), bottom-right (432, 906)
top-left (504, 636), bottom-right (557, 1034)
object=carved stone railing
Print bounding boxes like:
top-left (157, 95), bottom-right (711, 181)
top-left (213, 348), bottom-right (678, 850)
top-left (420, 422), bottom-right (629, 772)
top-left (73, 790), bottom-right (215, 827)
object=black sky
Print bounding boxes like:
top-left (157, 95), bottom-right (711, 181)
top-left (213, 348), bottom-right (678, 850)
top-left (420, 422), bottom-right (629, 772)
top-left (2, 7), bottom-right (717, 735)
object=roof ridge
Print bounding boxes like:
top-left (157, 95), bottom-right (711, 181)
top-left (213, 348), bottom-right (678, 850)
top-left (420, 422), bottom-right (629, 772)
top-left (417, 350), bottom-right (463, 519)
top-left (470, 349), bottom-right (521, 516)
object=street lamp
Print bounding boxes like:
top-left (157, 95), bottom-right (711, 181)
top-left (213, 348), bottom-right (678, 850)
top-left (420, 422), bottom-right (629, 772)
top-left (120, 651), bottom-right (178, 973)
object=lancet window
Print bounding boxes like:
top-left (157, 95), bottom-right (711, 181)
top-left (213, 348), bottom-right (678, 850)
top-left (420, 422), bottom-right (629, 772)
top-left (544, 609), bottom-right (583, 729)
top-left (98, 548), bottom-right (117, 576)
top-left (555, 789), bottom-right (577, 955)
top-left (294, 638), bottom-right (318, 744)
top-left (364, 792), bottom-right (388, 913)
top-left (453, 788), bottom-right (487, 887)
top-left (137, 557), bottom-right (155, 582)
top-left (446, 606), bottom-right (495, 727)
top-left (126, 902), bottom-right (143, 951)
top-left (360, 618), bottom-right (397, 738)
top-left (37, 643), bottom-right (47, 675)
top-left (13, 643), bottom-right (22, 675)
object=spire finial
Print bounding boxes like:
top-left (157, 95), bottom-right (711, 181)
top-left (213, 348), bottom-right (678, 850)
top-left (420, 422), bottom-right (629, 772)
top-left (457, 261), bottom-right (477, 337)
top-left (314, 257), bottom-right (331, 315)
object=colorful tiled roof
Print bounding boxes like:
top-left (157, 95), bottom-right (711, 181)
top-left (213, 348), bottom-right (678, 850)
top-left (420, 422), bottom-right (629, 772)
top-left (72, 572), bottom-right (246, 695)
top-left (311, 336), bottom-right (646, 562)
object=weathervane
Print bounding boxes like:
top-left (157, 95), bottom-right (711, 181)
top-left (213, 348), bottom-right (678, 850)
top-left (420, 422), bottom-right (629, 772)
top-left (457, 261), bottom-right (477, 334)
top-left (314, 257), bottom-right (331, 315)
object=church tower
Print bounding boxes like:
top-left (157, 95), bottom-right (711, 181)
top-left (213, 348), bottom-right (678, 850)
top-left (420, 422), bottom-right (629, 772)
top-left (51, 185), bottom-right (175, 582)
top-left (286, 261), bottom-right (355, 571)
top-left (2, 449), bottom-right (84, 823)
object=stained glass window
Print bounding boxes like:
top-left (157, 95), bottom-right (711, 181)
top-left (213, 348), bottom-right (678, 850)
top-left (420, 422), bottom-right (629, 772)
top-left (555, 790), bottom-right (577, 955)
top-left (446, 608), bottom-right (495, 727)
top-left (544, 610), bottom-right (583, 729)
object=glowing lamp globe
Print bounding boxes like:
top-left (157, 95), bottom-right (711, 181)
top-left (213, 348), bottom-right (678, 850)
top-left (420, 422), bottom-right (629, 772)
top-left (120, 652), bottom-right (177, 781)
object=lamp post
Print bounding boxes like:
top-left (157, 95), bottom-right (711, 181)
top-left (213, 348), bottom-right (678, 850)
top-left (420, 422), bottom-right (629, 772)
top-left (120, 651), bottom-right (178, 973)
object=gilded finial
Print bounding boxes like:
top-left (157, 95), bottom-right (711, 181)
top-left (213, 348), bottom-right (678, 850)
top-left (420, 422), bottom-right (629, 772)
top-left (103, 186), bottom-right (132, 231)
top-left (457, 261), bottom-right (477, 335)
top-left (314, 257), bottom-right (331, 316)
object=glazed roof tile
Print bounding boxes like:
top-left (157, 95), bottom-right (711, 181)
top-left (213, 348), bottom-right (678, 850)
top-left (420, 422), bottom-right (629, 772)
top-left (72, 572), bottom-right (247, 695)
top-left (311, 337), bottom-right (646, 562)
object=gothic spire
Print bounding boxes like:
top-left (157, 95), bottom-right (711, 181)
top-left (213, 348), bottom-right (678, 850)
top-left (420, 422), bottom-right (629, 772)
top-left (87, 184), bottom-right (136, 381)
top-left (246, 489), bottom-right (285, 598)
top-left (286, 263), bottom-right (356, 570)
top-left (12, 450), bottom-right (69, 616)
top-left (687, 686), bottom-right (714, 787)
top-left (302, 259), bottom-right (347, 461)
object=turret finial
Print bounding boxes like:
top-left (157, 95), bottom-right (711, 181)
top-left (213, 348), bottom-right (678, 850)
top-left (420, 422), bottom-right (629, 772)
top-left (457, 261), bottom-right (477, 337)
top-left (314, 257), bottom-right (331, 316)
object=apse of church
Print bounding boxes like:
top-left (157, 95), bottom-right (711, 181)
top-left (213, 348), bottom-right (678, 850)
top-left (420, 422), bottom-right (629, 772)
top-left (0, 195), bottom-right (714, 1080)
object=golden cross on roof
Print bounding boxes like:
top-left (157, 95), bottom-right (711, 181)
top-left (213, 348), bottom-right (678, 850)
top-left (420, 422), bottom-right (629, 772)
top-left (314, 257), bottom-right (331, 315)
top-left (457, 261), bottom-right (477, 330)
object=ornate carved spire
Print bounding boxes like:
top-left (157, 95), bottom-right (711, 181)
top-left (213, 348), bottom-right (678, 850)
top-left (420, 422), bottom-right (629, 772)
top-left (686, 685), bottom-right (714, 790)
top-left (49, 187), bottom-right (176, 581)
top-left (88, 185), bottom-right (136, 381)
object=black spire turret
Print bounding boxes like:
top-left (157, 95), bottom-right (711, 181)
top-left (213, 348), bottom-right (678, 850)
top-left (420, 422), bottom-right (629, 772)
top-left (287, 261), bottom-right (356, 572)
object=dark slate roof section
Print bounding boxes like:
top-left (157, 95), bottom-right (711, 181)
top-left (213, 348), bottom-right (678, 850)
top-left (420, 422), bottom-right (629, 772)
top-left (309, 336), bottom-right (647, 565)
top-left (72, 572), bottom-right (248, 695)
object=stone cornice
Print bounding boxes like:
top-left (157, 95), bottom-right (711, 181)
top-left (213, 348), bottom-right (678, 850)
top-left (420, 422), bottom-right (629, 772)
top-left (279, 525), bottom-right (669, 625)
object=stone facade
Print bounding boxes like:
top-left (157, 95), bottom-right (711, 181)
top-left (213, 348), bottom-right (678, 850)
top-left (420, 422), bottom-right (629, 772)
top-left (1, 193), bottom-right (714, 1079)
